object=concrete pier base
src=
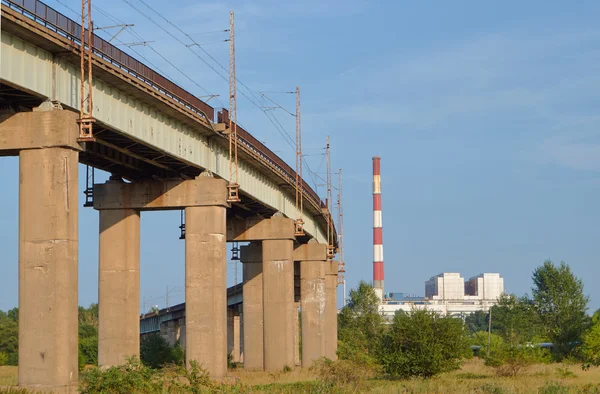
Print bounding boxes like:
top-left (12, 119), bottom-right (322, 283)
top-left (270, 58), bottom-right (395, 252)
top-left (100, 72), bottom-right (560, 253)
top-left (185, 205), bottom-right (227, 378)
top-left (300, 260), bottom-right (326, 367)
top-left (324, 260), bottom-right (339, 361)
top-left (227, 309), bottom-right (241, 363)
top-left (262, 239), bottom-right (294, 371)
top-left (293, 302), bottom-right (301, 367)
top-left (18, 147), bottom-right (79, 393)
top-left (98, 208), bottom-right (141, 367)
top-left (241, 242), bottom-right (263, 370)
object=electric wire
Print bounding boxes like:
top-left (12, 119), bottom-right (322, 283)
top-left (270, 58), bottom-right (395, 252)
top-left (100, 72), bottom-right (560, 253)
top-left (131, 0), bottom-right (297, 149)
top-left (53, 0), bottom-right (327, 202)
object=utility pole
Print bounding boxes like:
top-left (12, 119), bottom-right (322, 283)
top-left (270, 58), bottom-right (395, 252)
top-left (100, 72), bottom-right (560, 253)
top-left (78, 0), bottom-right (95, 141)
top-left (294, 86), bottom-right (304, 236)
top-left (487, 306), bottom-right (493, 357)
top-left (227, 11), bottom-right (240, 202)
top-left (166, 286), bottom-right (169, 310)
top-left (337, 169), bottom-right (346, 294)
top-left (326, 136), bottom-right (334, 258)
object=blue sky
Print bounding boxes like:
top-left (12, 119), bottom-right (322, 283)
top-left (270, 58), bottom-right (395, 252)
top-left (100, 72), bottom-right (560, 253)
top-left (1, 0), bottom-right (600, 312)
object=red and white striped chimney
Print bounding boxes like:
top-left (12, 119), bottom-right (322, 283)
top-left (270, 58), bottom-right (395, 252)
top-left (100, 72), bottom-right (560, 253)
top-left (373, 157), bottom-right (384, 298)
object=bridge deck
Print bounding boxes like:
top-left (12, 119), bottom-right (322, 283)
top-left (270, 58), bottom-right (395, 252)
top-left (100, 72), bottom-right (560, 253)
top-left (1, 0), bottom-right (334, 243)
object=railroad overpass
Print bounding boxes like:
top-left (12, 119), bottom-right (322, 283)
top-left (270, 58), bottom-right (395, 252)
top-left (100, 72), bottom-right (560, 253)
top-left (0, 0), bottom-right (339, 392)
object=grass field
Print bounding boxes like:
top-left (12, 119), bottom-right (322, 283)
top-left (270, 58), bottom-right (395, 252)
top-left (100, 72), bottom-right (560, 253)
top-left (0, 366), bottom-right (17, 387)
top-left (2, 359), bottom-right (600, 393)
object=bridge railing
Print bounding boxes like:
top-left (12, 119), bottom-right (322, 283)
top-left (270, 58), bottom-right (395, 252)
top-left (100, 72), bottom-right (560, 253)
top-left (3, 0), bottom-right (327, 214)
top-left (218, 110), bottom-right (323, 210)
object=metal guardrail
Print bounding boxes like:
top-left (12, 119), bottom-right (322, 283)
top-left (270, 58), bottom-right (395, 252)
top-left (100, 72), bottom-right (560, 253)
top-left (3, 0), bottom-right (326, 212)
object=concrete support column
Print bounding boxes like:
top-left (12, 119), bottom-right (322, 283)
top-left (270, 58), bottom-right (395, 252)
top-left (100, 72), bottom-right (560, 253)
top-left (300, 260), bottom-right (326, 367)
top-left (240, 311), bottom-right (244, 364)
top-left (241, 242), bottom-right (263, 370)
top-left (262, 239), bottom-right (295, 371)
top-left (293, 302), bottom-right (301, 366)
top-left (324, 260), bottom-right (339, 361)
top-left (18, 147), bottom-right (79, 392)
top-left (185, 205), bottom-right (227, 378)
top-left (98, 208), bottom-right (140, 367)
top-left (227, 308), bottom-right (241, 363)
top-left (178, 318), bottom-right (187, 350)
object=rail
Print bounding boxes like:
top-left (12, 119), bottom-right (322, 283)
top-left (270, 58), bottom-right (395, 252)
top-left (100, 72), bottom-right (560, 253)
top-left (3, 0), bottom-right (326, 212)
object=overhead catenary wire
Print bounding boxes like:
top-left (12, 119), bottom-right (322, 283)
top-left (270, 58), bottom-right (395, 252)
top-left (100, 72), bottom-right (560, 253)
top-left (129, 0), bottom-right (298, 150)
top-left (55, 0), bottom-right (330, 204)
top-left (53, 0), bottom-right (218, 103)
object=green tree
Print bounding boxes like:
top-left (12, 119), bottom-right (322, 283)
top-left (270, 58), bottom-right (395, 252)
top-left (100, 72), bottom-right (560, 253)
top-left (337, 281), bottom-right (385, 366)
top-left (485, 294), bottom-right (550, 374)
top-left (78, 303), bottom-right (98, 327)
top-left (78, 304), bottom-right (99, 370)
top-left (140, 333), bottom-right (183, 369)
top-left (492, 294), bottom-right (544, 346)
top-left (0, 308), bottom-right (18, 366)
top-left (532, 260), bottom-right (589, 358)
top-left (465, 310), bottom-right (488, 334)
top-left (381, 309), bottom-right (470, 378)
top-left (581, 310), bottom-right (600, 366)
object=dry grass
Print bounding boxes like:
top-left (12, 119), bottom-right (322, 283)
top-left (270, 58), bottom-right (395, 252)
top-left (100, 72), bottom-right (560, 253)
top-left (370, 358), bottom-right (600, 394)
top-left (3, 360), bottom-right (600, 393)
top-left (0, 366), bottom-right (18, 387)
top-left (227, 365), bottom-right (316, 385)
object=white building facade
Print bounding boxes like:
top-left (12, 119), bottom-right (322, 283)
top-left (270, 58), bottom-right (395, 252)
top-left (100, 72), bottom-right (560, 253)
top-left (379, 272), bottom-right (504, 318)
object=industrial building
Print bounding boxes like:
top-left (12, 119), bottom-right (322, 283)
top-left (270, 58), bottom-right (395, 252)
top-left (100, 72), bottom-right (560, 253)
top-left (379, 273), bottom-right (504, 318)
top-left (368, 158), bottom-right (504, 318)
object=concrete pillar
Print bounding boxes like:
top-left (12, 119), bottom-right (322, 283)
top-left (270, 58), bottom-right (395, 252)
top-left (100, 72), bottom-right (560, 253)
top-left (18, 147), bottom-right (79, 392)
top-left (262, 239), bottom-right (295, 371)
top-left (98, 208), bottom-right (140, 367)
top-left (178, 318), bottom-right (187, 350)
top-left (293, 302), bottom-right (301, 366)
top-left (324, 260), bottom-right (339, 361)
top-left (241, 242), bottom-right (263, 370)
top-left (227, 308), bottom-right (241, 363)
top-left (240, 311), bottom-right (244, 364)
top-left (185, 205), bottom-right (227, 378)
top-left (300, 260), bottom-right (326, 367)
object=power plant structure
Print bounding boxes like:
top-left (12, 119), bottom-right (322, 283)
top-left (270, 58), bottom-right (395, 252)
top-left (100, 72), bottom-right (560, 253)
top-left (379, 273), bottom-right (505, 318)
top-left (370, 156), bottom-right (504, 317)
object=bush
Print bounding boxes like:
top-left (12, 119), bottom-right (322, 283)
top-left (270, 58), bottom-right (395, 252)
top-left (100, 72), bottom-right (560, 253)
top-left (485, 344), bottom-right (551, 376)
top-left (310, 357), bottom-right (379, 392)
top-left (79, 357), bottom-right (248, 394)
top-left (140, 333), bottom-right (183, 369)
top-left (0, 352), bottom-right (7, 366)
top-left (538, 381), bottom-right (571, 394)
top-left (381, 309), bottom-right (471, 378)
top-left (79, 357), bottom-right (162, 394)
top-left (337, 282), bottom-right (385, 366)
top-left (79, 334), bottom-right (98, 370)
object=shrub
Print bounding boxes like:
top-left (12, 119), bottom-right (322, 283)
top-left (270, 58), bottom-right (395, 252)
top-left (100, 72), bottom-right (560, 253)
top-left (140, 333), bottom-right (182, 369)
top-left (538, 381), bottom-right (571, 394)
top-left (381, 309), bottom-right (471, 378)
top-left (555, 366), bottom-right (577, 379)
top-left (79, 335), bottom-right (98, 370)
top-left (0, 352), bottom-right (7, 366)
top-left (79, 357), bottom-right (162, 394)
top-left (80, 358), bottom-right (249, 394)
top-left (477, 383), bottom-right (506, 394)
top-left (310, 357), bottom-right (379, 392)
top-left (337, 282), bottom-right (385, 366)
top-left (485, 344), bottom-right (550, 377)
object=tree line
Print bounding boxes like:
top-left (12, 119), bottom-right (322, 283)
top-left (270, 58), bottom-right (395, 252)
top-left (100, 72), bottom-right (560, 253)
top-left (0, 303), bottom-right (182, 370)
top-left (337, 260), bottom-right (600, 378)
